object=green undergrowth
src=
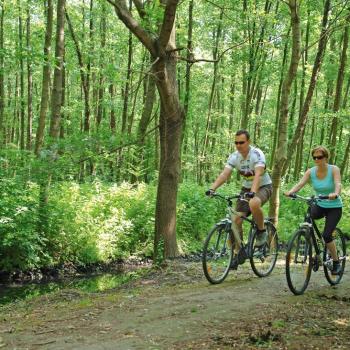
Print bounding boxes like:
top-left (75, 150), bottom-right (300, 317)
top-left (0, 178), bottom-right (349, 272)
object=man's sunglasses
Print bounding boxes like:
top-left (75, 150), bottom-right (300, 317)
top-left (313, 155), bottom-right (325, 160)
top-left (235, 141), bottom-right (246, 145)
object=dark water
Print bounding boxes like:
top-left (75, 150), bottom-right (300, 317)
top-left (0, 271), bottom-right (139, 306)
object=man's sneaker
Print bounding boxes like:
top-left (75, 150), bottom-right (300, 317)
top-left (230, 256), bottom-right (239, 270)
top-left (230, 248), bottom-right (247, 270)
top-left (331, 261), bottom-right (342, 275)
top-left (237, 247), bottom-right (247, 264)
top-left (255, 229), bottom-right (267, 247)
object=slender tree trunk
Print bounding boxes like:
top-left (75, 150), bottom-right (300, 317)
top-left (269, 0), bottom-right (301, 225)
top-left (96, 6), bottom-right (106, 128)
top-left (109, 83), bottom-right (116, 131)
top-left (0, 0), bottom-right (4, 145)
top-left (282, 0), bottom-right (331, 175)
top-left (270, 26), bottom-right (290, 166)
top-left (26, 3), bottom-right (33, 150)
top-left (122, 19), bottom-right (133, 132)
top-left (35, 0), bottom-right (53, 155)
top-left (181, 0), bottom-right (193, 161)
top-left (18, 0), bottom-right (25, 150)
top-left (49, 0), bottom-right (65, 138)
top-left (340, 135), bottom-right (350, 176)
top-left (200, 8), bottom-right (223, 184)
top-left (329, 17), bottom-right (349, 163)
top-left (38, 0), bottom-right (65, 237)
top-left (65, 8), bottom-right (90, 133)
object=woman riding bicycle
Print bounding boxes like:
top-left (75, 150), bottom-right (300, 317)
top-left (285, 146), bottom-right (343, 275)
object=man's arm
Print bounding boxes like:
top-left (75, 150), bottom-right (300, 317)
top-left (250, 166), bottom-right (265, 194)
top-left (209, 167), bottom-right (232, 191)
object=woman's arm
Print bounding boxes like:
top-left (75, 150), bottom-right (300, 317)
top-left (329, 166), bottom-right (342, 199)
top-left (285, 169), bottom-right (311, 195)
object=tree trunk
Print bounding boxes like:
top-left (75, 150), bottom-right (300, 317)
top-left (269, 0), bottom-right (301, 225)
top-left (49, 0), bottom-right (65, 138)
top-left (109, 0), bottom-right (183, 259)
top-left (0, 0), bottom-right (4, 145)
top-left (282, 0), bottom-right (331, 176)
top-left (200, 8), bottom-right (223, 184)
top-left (153, 57), bottom-right (183, 258)
top-left (26, 3), bottom-right (33, 150)
top-left (340, 135), bottom-right (350, 176)
top-left (18, 0), bottom-right (25, 150)
top-left (329, 18), bottom-right (349, 163)
top-left (270, 26), bottom-right (290, 166)
top-left (181, 0), bottom-right (193, 164)
top-left (35, 0), bottom-right (53, 155)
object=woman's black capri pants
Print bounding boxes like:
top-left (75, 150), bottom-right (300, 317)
top-left (310, 204), bottom-right (342, 243)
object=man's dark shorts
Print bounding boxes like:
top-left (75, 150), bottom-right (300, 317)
top-left (235, 184), bottom-right (272, 214)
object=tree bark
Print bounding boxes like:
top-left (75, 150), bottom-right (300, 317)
top-left (329, 17), bottom-right (349, 163)
top-left (269, 0), bottom-right (301, 225)
top-left (108, 0), bottom-right (183, 259)
top-left (282, 0), bottom-right (331, 176)
top-left (0, 0), bottom-right (4, 145)
top-left (18, 0), bottom-right (25, 150)
top-left (49, 0), bottom-right (65, 138)
top-left (26, 3), bottom-right (33, 150)
top-left (65, 8), bottom-right (90, 133)
top-left (35, 0), bottom-right (53, 155)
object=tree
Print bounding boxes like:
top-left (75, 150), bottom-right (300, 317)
top-left (106, 0), bottom-right (184, 258)
top-left (269, 0), bottom-right (301, 224)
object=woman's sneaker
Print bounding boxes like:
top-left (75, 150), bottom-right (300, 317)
top-left (331, 261), bottom-right (342, 275)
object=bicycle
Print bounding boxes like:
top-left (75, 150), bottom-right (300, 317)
top-left (202, 192), bottom-right (279, 284)
top-left (285, 194), bottom-right (346, 295)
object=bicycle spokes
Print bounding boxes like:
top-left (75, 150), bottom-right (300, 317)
top-left (286, 230), bottom-right (312, 295)
top-left (249, 223), bottom-right (279, 278)
top-left (202, 226), bottom-right (233, 284)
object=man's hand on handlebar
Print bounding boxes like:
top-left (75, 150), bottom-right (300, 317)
top-left (205, 189), bottom-right (215, 197)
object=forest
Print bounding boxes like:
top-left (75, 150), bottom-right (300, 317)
top-left (0, 0), bottom-right (349, 273)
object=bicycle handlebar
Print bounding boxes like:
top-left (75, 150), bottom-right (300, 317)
top-left (284, 193), bottom-right (337, 201)
top-left (210, 192), bottom-right (242, 201)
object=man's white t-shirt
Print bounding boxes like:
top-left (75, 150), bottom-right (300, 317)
top-left (225, 146), bottom-right (272, 189)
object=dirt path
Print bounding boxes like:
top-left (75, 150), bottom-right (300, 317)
top-left (0, 260), bottom-right (349, 349)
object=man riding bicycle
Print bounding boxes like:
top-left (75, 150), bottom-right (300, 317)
top-left (206, 130), bottom-right (272, 268)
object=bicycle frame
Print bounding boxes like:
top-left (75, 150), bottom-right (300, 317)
top-left (302, 204), bottom-right (324, 259)
top-left (215, 194), bottom-right (258, 258)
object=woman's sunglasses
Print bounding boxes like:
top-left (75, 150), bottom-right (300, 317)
top-left (313, 155), bottom-right (325, 160)
top-left (235, 141), bottom-right (246, 145)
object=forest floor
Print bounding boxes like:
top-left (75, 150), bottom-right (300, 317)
top-left (0, 258), bottom-right (349, 350)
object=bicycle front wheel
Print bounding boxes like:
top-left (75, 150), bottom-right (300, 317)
top-left (286, 229), bottom-right (312, 295)
top-left (202, 224), bottom-right (233, 284)
top-left (249, 222), bottom-right (279, 277)
top-left (323, 228), bottom-right (346, 285)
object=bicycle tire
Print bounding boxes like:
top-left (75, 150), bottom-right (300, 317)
top-left (249, 221), bottom-right (279, 277)
top-left (323, 228), bottom-right (346, 285)
top-left (286, 229), bottom-right (312, 295)
top-left (202, 224), bottom-right (233, 284)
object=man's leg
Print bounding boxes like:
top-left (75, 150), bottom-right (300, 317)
top-left (231, 212), bottom-right (245, 249)
top-left (230, 212), bottom-right (247, 269)
top-left (250, 185), bottom-right (272, 247)
top-left (249, 197), bottom-right (264, 230)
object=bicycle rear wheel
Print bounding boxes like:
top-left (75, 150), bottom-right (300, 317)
top-left (323, 228), bottom-right (346, 285)
top-left (286, 229), bottom-right (312, 295)
top-left (249, 222), bottom-right (279, 277)
top-left (202, 224), bottom-right (233, 284)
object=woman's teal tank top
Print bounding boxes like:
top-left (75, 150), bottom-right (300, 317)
top-left (310, 165), bottom-right (342, 208)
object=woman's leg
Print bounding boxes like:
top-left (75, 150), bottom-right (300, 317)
top-left (323, 207), bottom-right (342, 261)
